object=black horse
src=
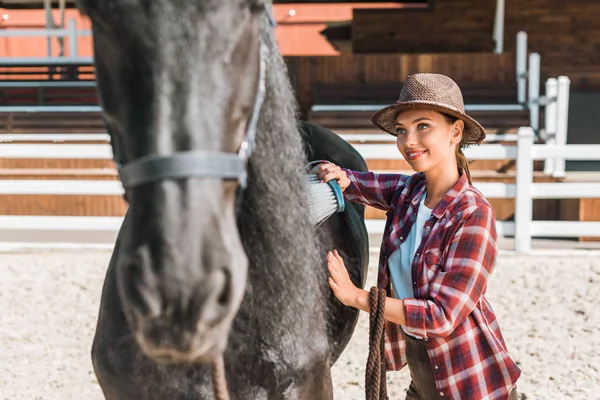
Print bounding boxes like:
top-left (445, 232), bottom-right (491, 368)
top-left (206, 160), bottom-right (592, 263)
top-left (82, 0), bottom-right (369, 398)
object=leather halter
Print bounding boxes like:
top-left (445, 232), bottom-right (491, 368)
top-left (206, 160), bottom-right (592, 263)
top-left (107, 5), bottom-right (276, 194)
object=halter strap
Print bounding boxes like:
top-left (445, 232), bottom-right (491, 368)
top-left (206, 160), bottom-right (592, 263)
top-left (118, 38), bottom-right (268, 190)
top-left (110, 6), bottom-right (274, 192)
top-left (118, 151), bottom-right (246, 188)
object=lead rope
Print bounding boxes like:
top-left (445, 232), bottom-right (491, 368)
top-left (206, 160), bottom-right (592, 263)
top-left (365, 287), bottom-right (388, 400)
top-left (211, 355), bottom-right (230, 400)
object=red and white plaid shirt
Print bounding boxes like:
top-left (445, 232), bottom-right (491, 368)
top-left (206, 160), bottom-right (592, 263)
top-left (342, 169), bottom-right (521, 400)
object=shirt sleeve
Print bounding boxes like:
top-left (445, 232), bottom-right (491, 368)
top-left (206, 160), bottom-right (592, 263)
top-left (341, 168), bottom-right (408, 211)
top-left (402, 205), bottom-right (498, 338)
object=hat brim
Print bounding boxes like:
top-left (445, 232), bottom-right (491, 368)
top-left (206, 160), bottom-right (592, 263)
top-left (371, 100), bottom-right (486, 145)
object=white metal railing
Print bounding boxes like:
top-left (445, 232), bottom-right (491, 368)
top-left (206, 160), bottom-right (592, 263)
top-left (0, 180), bottom-right (122, 195)
top-left (0, 81), bottom-right (96, 88)
top-left (0, 133), bottom-right (110, 142)
top-left (0, 18), bottom-right (92, 64)
top-left (0, 106), bottom-right (102, 113)
top-left (0, 143), bottom-right (112, 158)
top-left (0, 127), bottom-right (598, 250)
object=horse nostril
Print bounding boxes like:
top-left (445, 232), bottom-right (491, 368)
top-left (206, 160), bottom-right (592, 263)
top-left (123, 259), bottom-right (148, 314)
top-left (217, 268), bottom-right (232, 307)
top-left (122, 257), bottom-right (160, 317)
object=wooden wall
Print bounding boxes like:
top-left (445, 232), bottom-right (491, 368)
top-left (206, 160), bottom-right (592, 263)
top-left (285, 52), bottom-right (516, 118)
top-left (349, 0), bottom-right (600, 89)
top-left (502, 0), bottom-right (600, 90)
top-left (352, 0), bottom-right (496, 54)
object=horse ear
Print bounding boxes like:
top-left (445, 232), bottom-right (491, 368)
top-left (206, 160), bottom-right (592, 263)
top-left (74, 0), bottom-right (90, 16)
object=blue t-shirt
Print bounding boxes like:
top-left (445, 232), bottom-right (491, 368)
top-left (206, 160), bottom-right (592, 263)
top-left (388, 192), bottom-right (432, 339)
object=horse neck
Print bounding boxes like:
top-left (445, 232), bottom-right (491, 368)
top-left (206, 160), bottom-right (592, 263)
top-left (233, 27), bottom-right (329, 347)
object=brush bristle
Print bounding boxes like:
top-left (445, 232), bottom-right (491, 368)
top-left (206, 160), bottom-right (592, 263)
top-left (304, 174), bottom-right (343, 226)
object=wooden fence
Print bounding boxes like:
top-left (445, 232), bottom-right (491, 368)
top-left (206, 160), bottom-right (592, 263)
top-left (0, 127), bottom-right (599, 251)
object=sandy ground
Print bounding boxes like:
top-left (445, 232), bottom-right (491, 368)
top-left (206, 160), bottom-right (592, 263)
top-left (1, 248), bottom-right (599, 400)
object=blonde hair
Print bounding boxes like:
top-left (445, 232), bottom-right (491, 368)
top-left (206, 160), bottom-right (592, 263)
top-left (441, 113), bottom-right (472, 185)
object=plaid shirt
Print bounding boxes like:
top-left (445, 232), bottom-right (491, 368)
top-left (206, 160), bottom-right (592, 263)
top-left (342, 169), bottom-right (521, 400)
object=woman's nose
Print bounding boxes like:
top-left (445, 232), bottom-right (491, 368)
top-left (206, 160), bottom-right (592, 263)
top-left (402, 129), bottom-right (418, 146)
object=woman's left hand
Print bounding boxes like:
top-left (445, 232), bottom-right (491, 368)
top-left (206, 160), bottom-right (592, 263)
top-left (327, 249), bottom-right (360, 307)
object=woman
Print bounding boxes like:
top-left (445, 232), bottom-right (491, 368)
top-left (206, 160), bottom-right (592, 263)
top-left (318, 73), bottom-right (521, 400)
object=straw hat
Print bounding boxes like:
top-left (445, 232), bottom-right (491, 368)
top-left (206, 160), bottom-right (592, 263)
top-left (371, 73), bottom-right (486, 145)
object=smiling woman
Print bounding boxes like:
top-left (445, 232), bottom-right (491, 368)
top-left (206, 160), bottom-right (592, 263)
top-left (318, 73), bottom-right (522, 400)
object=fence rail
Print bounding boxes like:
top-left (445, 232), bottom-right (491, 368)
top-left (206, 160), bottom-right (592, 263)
top-left (0, 127), bottom-right (599, 251)
top-left (0, 24), bottom-right (592, 250)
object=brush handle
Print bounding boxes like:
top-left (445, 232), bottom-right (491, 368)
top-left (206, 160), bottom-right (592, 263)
top-left (326, 179), bottom-right (345, 213)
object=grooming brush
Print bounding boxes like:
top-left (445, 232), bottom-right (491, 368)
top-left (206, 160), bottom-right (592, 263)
top-left (304, 160), bottom-right (346, 226)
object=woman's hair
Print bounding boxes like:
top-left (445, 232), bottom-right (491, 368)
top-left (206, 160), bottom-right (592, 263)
top-left (441, 113), bottom-right (472, 185)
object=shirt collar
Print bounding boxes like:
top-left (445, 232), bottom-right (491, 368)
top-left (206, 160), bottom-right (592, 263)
top-left (406, 172), bottom-right (470, 219)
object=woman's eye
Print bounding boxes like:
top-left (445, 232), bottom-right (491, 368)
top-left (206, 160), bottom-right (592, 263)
top-left (395, 127), bottom-right (406, 135)
top-left (417, 123), bottom-right (429, 130)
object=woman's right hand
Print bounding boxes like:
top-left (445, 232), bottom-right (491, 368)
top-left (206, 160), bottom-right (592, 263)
top-left (315, 163), bottom-right (351, 192)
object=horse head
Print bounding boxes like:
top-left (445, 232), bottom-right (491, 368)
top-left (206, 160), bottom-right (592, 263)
top-left (77, 0), bottom-right (269, 363)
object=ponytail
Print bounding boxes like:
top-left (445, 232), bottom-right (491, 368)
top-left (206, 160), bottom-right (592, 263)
top-left (441, 113), bottom-right (473, 185)
top-left (456, 146), bottom-right (472, 185)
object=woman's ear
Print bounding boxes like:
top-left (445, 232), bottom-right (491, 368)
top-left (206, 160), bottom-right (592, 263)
top-left (452, 120), bottom-right (465, 144)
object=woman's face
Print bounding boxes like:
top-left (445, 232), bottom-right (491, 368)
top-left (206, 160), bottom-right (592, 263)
top-left (394, 110), bottom-right (463, 174)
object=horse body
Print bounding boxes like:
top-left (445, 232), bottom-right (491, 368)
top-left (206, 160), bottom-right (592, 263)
top-left (92, 123), bottom-right (368, 399)
top-left (85, 0), bottom-right (369, 398)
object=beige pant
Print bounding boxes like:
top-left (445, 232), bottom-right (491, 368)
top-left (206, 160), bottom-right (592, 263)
top-left (404, 334), bottom-right (518, 400)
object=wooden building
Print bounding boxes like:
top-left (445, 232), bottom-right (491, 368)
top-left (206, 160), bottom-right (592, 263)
top-left (0, 0), bottom-right (598, 242)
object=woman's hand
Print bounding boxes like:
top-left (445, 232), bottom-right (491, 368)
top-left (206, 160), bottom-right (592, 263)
top-left (327, 249), bottom-right (360, 307)
top-left (316, 163), bottom-right (351, 192)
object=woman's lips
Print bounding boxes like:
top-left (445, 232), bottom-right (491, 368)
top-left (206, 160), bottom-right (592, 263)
top-left (406, 150), bottom-right (427, 161)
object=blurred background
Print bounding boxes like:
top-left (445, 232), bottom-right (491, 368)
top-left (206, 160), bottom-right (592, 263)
top-left (0, 2), bottom-right (598, 399)
top-left (0, 0), bottom-right (598, 250)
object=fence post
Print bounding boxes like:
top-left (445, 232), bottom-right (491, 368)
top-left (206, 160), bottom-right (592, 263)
top-left (515, 126), bottom-right (534, 253)
top-left (543, 78), bottom-right (558, 175)
top-left (553, 76), bottom-right (571, 178)
top-left (516, 31), bottom-right (528, 104)
top-left (528, 53), bottom-right (541, 135)
top-left (493, 0), bottom-right (505, 54)
top-left (68, 18), bottom-right (78, 60)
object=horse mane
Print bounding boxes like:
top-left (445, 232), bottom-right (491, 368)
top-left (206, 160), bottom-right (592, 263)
top-left (235, 8), bottom-right (331, 351)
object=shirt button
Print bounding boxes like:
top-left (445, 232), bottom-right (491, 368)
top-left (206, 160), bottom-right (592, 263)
top-left (434, 365), bottom-right (439, 369)
top-left (440, 392), bottom-right (444, 397)
top-left (399, 236), bottom-right (404, 240)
